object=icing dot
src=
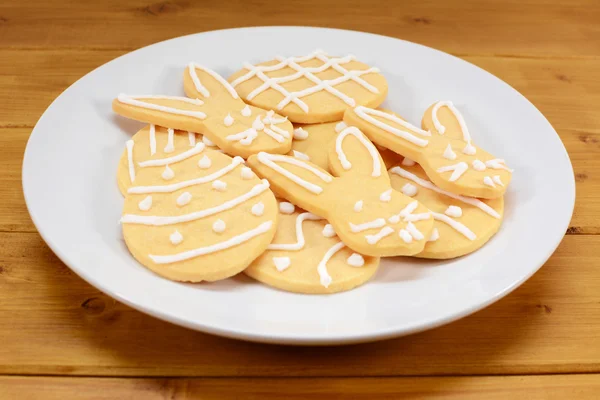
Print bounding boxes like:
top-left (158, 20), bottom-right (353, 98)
top-left (241, 166), bottom-right (254, 179)
top-left (354, 200), bottom-right (363, 212)
top-left (293, 128), bottom-right (309, 140)
top-left (322, 224), bottom-right (336, 238)
top-left (176, 192), bottom-right (192, 207)
top-left (273, 256), bottom-right (291, 272)
top-left (428, 228), bottom-right (440, 242)
top-left (279, 202), bottom-right (295, 214)
top-left (161, 165), bottom-right (174, 180)
top-left (379, 189), bottom-right (392, 202)
top-left (401, 157), bottom-right (416, 166)
top-left (169, 230), bottom-right (183, 245)
top-left (483, 176), bottom-right (496, 188)
top-left (202, 136), bottom-right (216, 147)
top-left (401, 183), bottom-right (418, 197)
top-left (292, 150), bottom-right (310, 161)
top-left (443, 144), bottom-right (457, 160)
top-left (445, 205), bottom-right (463, 218)
top-left (252, 116), bottom-right (265, 131)
top-left (335, 121), bottom-right (348, 133)
top-left (472, 159), bottom-right (486, 171)
top-left (197, 155), bottom-right (212, 169)
top-left (224, 113), bottom-right (234, 126)
top-left (241, 105), bottom-right (251, 117)
top-left (212, 180), bottom-right (227, 191)
top-left (463, 143), bottom-right (477, 155)
top-left (138, 195), bottom-right (152, 211)
top-left (212, 219), bottom-right (226, 233)
top-left (347, 253), bottom-right (365, 267)
top-left (399, 229), bottom-right (413, 243)
top-left (493, 175), bottom-right (504, 187)
top-left (251, 201), bottom-right (264, 216)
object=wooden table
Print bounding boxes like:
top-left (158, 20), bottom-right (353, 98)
top-left (1, 0), bottom-right (599, 398)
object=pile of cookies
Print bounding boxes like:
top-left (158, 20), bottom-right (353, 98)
top-left (114, 50), bottom-right (513, 294)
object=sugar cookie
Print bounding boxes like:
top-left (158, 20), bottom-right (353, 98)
top-left (288, 122), bottom-right (339, 170)
top-left (228, 50), bottom-right (388, 124)
top-left (247, 126), bottom-right (434, 257)
top-left (344, 102), bottom-right (513, 199)
top-left (389, 160), bottom-right (504, 259)
top-left (119, 140), bottom-right (278, 282)
top-left (112, 64), bottom-right (294, 159)
top-left (245, 206), bottom-right (379, 294)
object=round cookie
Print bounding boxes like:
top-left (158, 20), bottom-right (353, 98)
top-left (389, 160), bottom-right (504, 259)
top-left (228, 50), bottom-right (388, 124)
top-left (119, 137), bottom-right (278, 282)
top-left (245, 203), bottom-right (379, 294)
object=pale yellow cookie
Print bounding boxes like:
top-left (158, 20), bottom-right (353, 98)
top-left (344, 102), bottom-right (513, 199)
top-left (112, 64), bottom-right (294, 158)
top-left (389, 160), bottom-right (504, 259)
top-left (287, 121), bottom-right (341, 170)
top-left (245, 204), bottom-right (379, 294)
top-left (228, 50), bottom-right (388, 124)
top-left (119, 138), bottom-right (278, 282)
top-left (247, 126), bottom-right (434, 257)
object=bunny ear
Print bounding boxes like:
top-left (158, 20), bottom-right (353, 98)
top-left (422, 101), bottom-right (472, 143)
top-left (112, 94), bottom-right (206, 133)
top-left (184, 63), bottom-right (244, 109)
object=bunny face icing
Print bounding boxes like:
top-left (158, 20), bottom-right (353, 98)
top-left (112, 64), bottom-right (294, 159)
top-left (247, 127), bottom-right (434, 257)
top-left (344, 102), bottom-right (513, 199)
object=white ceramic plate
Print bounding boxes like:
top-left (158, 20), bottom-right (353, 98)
top-left (23, 27), bottom-right (574, 345)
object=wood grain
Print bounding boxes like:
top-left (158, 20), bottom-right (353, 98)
top-left (1, 375), bottom-right (600, 399)
top-left (1, 232), bottom-right (599, 377)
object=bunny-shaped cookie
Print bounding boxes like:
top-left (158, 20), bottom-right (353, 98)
top-left (247, 126), bottom-right (434, 257)
top-left (344, 102), bottom-right (513, 199)
top-left (112, 64), bottom-right (294, 159)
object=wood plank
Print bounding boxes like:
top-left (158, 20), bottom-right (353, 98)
top-left (0, 232), bottom-right (599, 376)
top-left (1, 375), bottom-right (600, 399)
top-left (0, 0), bottom-right (599, 57)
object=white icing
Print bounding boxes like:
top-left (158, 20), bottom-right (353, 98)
top-left (224, 113), bottom-right (234, 126)
top-left (198, 155), bottom-right (211, 169)
top-left (493, 175), bottom-right (504, 187)
top-left (138, 143), bottom-right (205, 167)
top-left (122, 181), bottom-right (269, 226)
top-left (379, 189), bottom-right (392, 202)
top-left (202, 136), bottom-right (216, 147)
top-left (406, 221), bottom-right (424, 240)
top-left (279, 202), bottom-right (295, 214)
top-left (212, 180), bottom-right (227, 191)
top-left (463, 143), bottom-right (476, 155)
top-left (428, 228), bottom-right (440, 242)
top-left (117, 94), bottom-right (206, 119)
top-left (401, 157), bottom-right (416, 166)
top-left (241, 105), bottom-right (251, 117)
top-left (293, 127), bottom-right (309, 140)
top-left (401, 183), bottom-right (418, 197)
top-left (335, 121), bottom-right (348, 133)
top-left (350, 218), bottom-right (386, 233)
top-left (354, 200), bottom-right (363, 212)
top-left (252, 116), bottom-right (265, 131)
top-left (390, 166), bottom-right (501, 219)
top-left (431, 212), bottom-right (476, 240)
top-left (128, 157), bottom-right (244, 194)
top-left (267, 212), bottom-right (322, 250)
top-left (268, 123), bottom-right (291, 138)
top-left (483, 176), bottom-right (496, 187)
top-left (366, 226), bottom-right (394, 244)
top-left (398, 229), bottom-right (412, 243)
top-left (164, 128), bottom-right (175, 153)
top-left (317, 241), bottom-right (345, 288)
top-left (227, 128), bottom-right (258, 145)
top-left (169, 230), bottom-right (183, 245)
top-left (176, 192), bottom-right (192, 207)
top-left (241, 166), bottom-right (254, 179)
top-left (273, 257), bottom-right (291, 272)
top-left (388, 201), bottom-right (419, 224)
top-left (322, 224), bottom-right (336, 238)
top-left (292, 150), bottom-right (310, 161)
top-left (437, 162), bottom-right (469, 182)
top-left (445, 205), bottom-right (463, 218)
top-left (251, 201), bottom-right (264, 216)
top-left (187, 62), bottom-right (240, 99)
top-left (188, 131), bottom-right (196, 146)
top-left (126, 140), bottom-right (135, 183)
top-left (347, 253), bottom-right (365, 267)
top-left (149, 221), bottom-right (273, 264)
top-left (212, 219), bottom-right (226, 233)
top-left (257, 152), bottom-right (332, 194)
top-left (149, 124), bottom-right (157, 155)
top-left (403, 212), bottom-right (431, 222)
top-left (161, 165), bottom-right (174, 180)
top-left (354, 106), bottom-right (430, 148)
top-left (138, 195), bottom-right (152, 211)
top-left (485, 159), bottom-right (514, 172)
top-left (431, 101), bottom-right (472, 144)
top-left (472, 159), bottom-right (486, 171)
top-left (443, 144), bottom-right (457, 160)
top-left (335, 126), bottom-right (382, 177)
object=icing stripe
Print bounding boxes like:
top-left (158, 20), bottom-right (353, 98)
top-left (128, 156), bottom-right (244, 194)
top-left (138, 143), bottom-right (205, 167)
top-left (365, 226), bottom-right (394, 244)
top-left (431, 101), bottom-right (472, 143)
top-left (389, 166), bottom-right (501, 219)
top-left (263, 128), bottom-right (285, 143)
top-left (267, 212), bottom-right (322, 250)
top-left (188, 131), bottom-right (196, 146)
top-left (314, 52), bottom-right (379, 93)
top-left (122, 181), bottom-right (270, 226)
top-left (354, 106), bottom-right (430, 148)
top-left (269, 123), bottom-right (290, 138)
top-left (126, 140), bottom-right (135, 183)
top-left (149, 124), bottom-right (157, 155)
top-left (257, 152), bottom-right (332, 194)
top-left (164, 128), bottom-right (175, 153)
top-left (336, 126), bottom-right (382, 177)
top-left (188, 62), bottom-right (240, 100)
top-left (431, 212), bottom-right (476, 240)
top-left (149, 221), bottom-right (273, 264)
top-left (317, 241), bottom-right (345, 288)
top-left (349, 218), bottom-right (386, 233)
top-left (117, 94), bottom-right (207, 119)
top-left (437, 161), bottom-right (468, 182)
